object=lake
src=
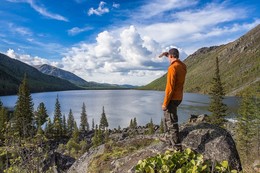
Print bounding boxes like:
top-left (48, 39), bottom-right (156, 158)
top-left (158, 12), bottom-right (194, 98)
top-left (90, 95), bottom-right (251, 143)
top-left (0, 90), bottom-right (240, 129)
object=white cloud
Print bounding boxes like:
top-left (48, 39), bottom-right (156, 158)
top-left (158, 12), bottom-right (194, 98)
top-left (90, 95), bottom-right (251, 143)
top-left (61, 26), bottom-right (177, 85)
top-left (8, 23), bottom-right (32, 36)
top-left (68, 26), bottom-right (93, 36)
top-left (138, 0), bottom-right (198, 19)
top-left (112, 2), bottom-right (120, 8)
top-left (28, 0), bottom-right (68, 21)
top-left (6, 0), bottom-right (68, 21)
top-left (88, 1), bottom-right (109, 16)
top-left (135, 1), bottom-right (258, 54)
top-left (5, 49), bottom-right (54, 66)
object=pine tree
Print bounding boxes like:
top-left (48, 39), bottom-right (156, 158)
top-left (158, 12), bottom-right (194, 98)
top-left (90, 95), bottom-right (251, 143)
top-left (236, 92), bottom-right (257, 161)
top-left (53, 95), bottom-right (63, 138)
top-left (72, 121), bottom-right (79, 143)
top-left (92, 119), bottom-right (95, 130)
top-left (34, 102), bottom-right (48, 129)
top-left (45, 117), bottom-right (53, 138)
top-left (67, 109), bottom-right (75, 137)
top-left (148, 118), bottom-right (154, 135)
top-left (97, 125), bottom-right (103, 144)
top-left (159, 118), bottom-right (164, 134)
top-left (80, 102), bottom-right (89, 132)
top-left (13, 74), bottom-right (35, 138)
top-left (133, 117), bottom-right (137, 128)
top-left (100, 106), bottom-right (108, 130)
top-left (62, 114), bottom-right (67, 136)
top-left (92, 125), bottom-right (99, 147)
top-left (208, 57), bottom-right (228, 126)
top-left (129, 119), bottom-right (134, 129)
top-left (0, 105), bottom-right (8, 142)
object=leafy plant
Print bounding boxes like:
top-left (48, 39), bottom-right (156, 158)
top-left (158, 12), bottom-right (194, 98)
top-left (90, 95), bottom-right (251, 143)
top-left (135, 148), bottom-right (238, 173)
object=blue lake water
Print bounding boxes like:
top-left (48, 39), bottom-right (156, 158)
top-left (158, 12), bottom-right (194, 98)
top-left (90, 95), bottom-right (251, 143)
top-left (0, 90), bottom-right (240, 129)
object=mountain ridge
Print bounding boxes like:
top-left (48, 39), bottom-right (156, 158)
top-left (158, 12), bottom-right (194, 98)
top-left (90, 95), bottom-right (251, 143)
top-left (35, 64), bottom-right (137, 89)
top-left (35, 64), bottom-right (88, 86)
top-left (0, 53), bottom-right (81, 96)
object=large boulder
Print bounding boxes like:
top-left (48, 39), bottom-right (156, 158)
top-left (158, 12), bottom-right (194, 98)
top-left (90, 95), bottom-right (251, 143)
top-left (180, 123), bottom-right (242, 171)
top-left (67, 123), bottom-right (242, 173)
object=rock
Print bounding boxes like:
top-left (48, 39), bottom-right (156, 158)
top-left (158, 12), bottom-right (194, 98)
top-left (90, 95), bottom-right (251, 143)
top-left (67, 123), bottom-right (242, 172)
top-left (180, 123), bottom-right (242, 171)
top-left (67, 145), bottom-right (105, 173)
top-left (188, 114), bottom-right (208, 123)
top-left (253, 160), bottom-right (260, 172)
top-left (42, 152), bottom-right (76, 173)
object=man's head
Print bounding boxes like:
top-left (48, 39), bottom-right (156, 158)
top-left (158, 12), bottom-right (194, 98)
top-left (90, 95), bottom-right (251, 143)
top-left (159, 48), bottom-right (179, 59)
top-left (168, 48), bottom-right (179, 59)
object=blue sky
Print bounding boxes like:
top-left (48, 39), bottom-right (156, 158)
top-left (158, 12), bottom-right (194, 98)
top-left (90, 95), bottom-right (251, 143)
top-left (0, 0), bottom-right (259, 85)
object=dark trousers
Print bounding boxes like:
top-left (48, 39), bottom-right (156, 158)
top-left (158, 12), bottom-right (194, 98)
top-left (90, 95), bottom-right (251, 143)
top-left (164, 100), bottom-right (182, 145)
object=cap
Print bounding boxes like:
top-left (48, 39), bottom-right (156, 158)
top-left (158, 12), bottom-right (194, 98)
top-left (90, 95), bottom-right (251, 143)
top-left (158, 48), bottom-right (179, 59)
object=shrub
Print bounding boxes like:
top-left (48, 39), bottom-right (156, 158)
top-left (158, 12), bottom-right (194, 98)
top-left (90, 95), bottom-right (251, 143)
top-left (135, 148), bottom-right (238, 173)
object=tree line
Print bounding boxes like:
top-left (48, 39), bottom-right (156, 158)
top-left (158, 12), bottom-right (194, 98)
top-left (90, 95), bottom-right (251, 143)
top-left (0, 75), bottom-right (110, 172)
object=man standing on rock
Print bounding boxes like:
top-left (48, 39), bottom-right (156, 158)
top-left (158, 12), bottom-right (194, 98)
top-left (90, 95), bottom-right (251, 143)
top-left (159, 48), bottom-right (187, 150)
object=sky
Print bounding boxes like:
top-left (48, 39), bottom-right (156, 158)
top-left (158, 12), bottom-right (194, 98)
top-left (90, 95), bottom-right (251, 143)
top-left (0, 0), bottom-right (259, 86)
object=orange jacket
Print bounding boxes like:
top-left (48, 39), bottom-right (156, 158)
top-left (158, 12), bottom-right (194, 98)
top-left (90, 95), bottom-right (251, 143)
top-left (163, 59), bottom-right (187, 107)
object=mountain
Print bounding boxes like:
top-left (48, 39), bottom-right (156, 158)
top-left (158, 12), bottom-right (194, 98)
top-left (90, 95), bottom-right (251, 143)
top-left (140, 24), bottom-right (260, 96)
top-left (35, 64), bottom-right (88, 86)
top-left (0, 53), bottom-right (81, 96)
top-left (35, 64), bottom-right (137, 89)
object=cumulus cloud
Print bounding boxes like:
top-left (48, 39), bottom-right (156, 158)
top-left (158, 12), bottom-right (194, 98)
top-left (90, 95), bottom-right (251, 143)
top-left (61, 26), bottom-right (179, 85)
top-left (88, 1), bottom-right (109, 16)
top-left (5, 49), bottom-right (55, 66)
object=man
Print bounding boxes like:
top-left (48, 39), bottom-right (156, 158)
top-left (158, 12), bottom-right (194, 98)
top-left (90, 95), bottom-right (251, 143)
top-left (159, 48), bottom-right (186, 150)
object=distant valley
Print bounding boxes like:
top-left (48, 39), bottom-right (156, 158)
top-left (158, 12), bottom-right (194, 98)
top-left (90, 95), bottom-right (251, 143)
top-left (0, 54), bottom-right (135, 96)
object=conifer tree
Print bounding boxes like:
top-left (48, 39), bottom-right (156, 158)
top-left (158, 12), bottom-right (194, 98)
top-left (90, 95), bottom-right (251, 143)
top-left (53, 95), bottom-right (63, 138)
top-left (148, 118), bottom-right (154, 135)
top-left (67, 109), bottom-right (75, 137)
top-left (100, 106), bottom-right (108, 130)
top-left (45, 117), bottom-right (53, 138)
top-left (208, 57), bottom-right (227, 126)
top-left (0, 105), bottom-right (8, 142)
top-left (62, 114), bottom-right (67, 136)
top-left (236, 92), bottom-right (257, 161)
top-left (133, 117), bottom-right (137, 128)
top-left (159, 118), bottom-right (164, 134)
top-left (13, 74), bottom-right (35, 138)
top-left (92, 119), bottom-right (95, 130)
top-left (35, 102), bottom-right (48, 129)
top-left (97, 125), bottom-right (103, 144)
top-left (129, 119), bottom-right (134, 129)
top-left (92, 125), bottom-right (99, 147)
top-left (72, 121), bottom-right (79, 143)
top-left (80, 102), bottom-right (89, 132)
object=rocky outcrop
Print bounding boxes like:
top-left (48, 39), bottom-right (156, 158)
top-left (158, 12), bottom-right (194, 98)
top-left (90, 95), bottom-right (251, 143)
top-left (67, 122), bottom-right (242, 173)
top-left (179, 123), bottom-right (242, 171)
